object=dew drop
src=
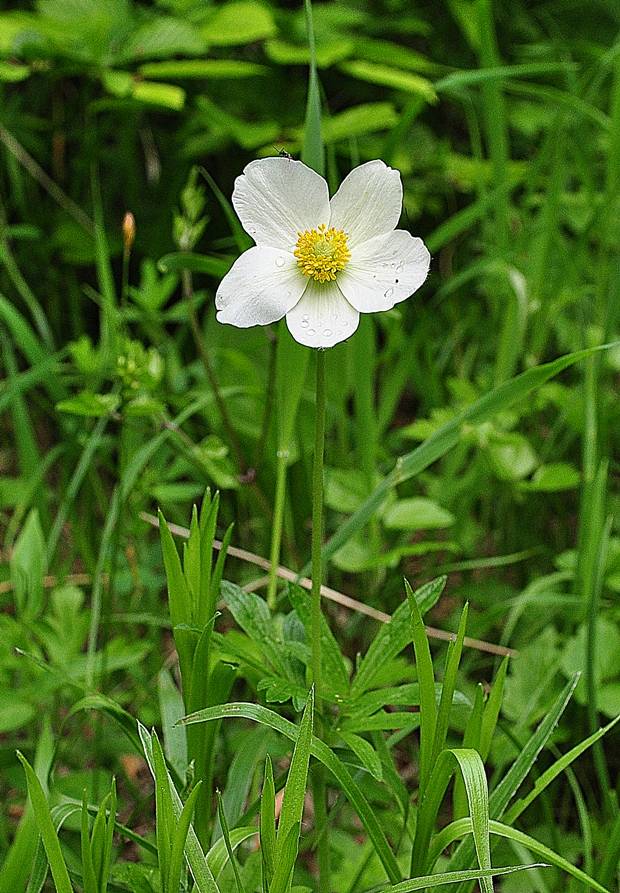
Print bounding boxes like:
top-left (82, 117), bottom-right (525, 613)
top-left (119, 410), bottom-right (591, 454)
top-left (275, 256), bottom-right (286, 268)
top-left (301, 314), bottom-right (309, 328)
top-left (384, 287), bottom-right (394, 299)
top-left (308, 328), bottom-right (316, 336)
top-left (323, 328), bottom-right (332, 337)
top-left (395, 261), bottom-right (404, 273)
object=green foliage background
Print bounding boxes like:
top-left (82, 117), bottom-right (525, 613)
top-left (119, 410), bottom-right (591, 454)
top-left (0, 0), bottom-right (619, 891)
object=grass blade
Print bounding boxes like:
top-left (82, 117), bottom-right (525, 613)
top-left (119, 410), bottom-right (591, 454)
top-left (16, 753), bottom-right (73, 893)
top-left (276, 689), bottom-right (314, 858)
top-left (301, 0), bottom-right (324, 175)
top-left (407, 581), bottom-right (437, 797)
top-left (215, 792), bottom-right (244, 893)
top-left (260, 756), bottom-right (277, 890)
top-left (431, 604), bottom-right (469, 766)
top-left (168, 782), bottom-right (203, 893)
top-left (446, 674), bottom-right (580, 879)
top-left (138, 723), bottom-right (220, 893)
top-left (352, 577), bottom-right (446, 697)
top-left (180, 702), bottom-right (401, 883)
top-left (378, 864), bottom-right (546, 893)
top-left (428, 818), bottom-right (610, 893)
top-left (270, 823), bottom-right (300, 893)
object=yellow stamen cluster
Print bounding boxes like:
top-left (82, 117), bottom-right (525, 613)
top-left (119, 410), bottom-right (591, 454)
top-left (294, 223), bottom-right (350, 282)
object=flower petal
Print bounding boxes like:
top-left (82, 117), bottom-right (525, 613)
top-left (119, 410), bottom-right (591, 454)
top-left (216, 246), bottom-right (307, 328)
top-left (328, 160), bottom-right (403, 248)
top-left (337, 229), bottom-right (430, 313)
top-left (286, 279), bottom-right (359, 348)
top-left (232, 157), bottom-right (330, 250)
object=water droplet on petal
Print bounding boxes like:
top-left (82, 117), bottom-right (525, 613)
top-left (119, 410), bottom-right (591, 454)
top-left (308, 328), bottom-right (316, 336)
top-left (323, 328), bottom-right (332, 337)
top-left (384, 287), bottom-right (394, 299)
top-left (275, 256), bottom-right (286, 268)
top-left (395, 261), bottom-right (404, 273)
top-left (301, 318), bottom-right (309, 328)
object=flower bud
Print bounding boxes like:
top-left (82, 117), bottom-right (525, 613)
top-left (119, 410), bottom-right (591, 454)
top-left (122, 211), bottom-right (136, 251)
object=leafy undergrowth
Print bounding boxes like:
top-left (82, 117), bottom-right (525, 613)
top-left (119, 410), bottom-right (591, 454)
top-left (1, 0), bottom-right (619, 891)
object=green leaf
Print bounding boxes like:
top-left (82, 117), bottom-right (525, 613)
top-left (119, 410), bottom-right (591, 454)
top-left (277, 690), bottom-right (314, 860)
top-left (132, 81), bottom-right (185, 110)
top-left (138, 723), bottom-right (220, 893)
top-left (56, 391), bottom-right (119, 417)
top-left (339, 731), bottom-right (383, 780)
top-left (121, 17), bottom-right (205, 60)
top-left (201, 2), bottom-right (276, 45)
top-left (383, 498), bottom-right (455, 531)
top-left (378, 864), bottom-right (546, 892)
top-left (502, 714), bottom-right (620, 826)
top-left (270, 822), bottom-right (300, 893)
top-left (489, 674), bottom-right (579, 819)
top-left (69, 695), bottom-right (142, 762)
top-left (221, 581), bottom-right (286, 674)
top-left (140, 59), bottom-right (266, 79)
top-left (216, 726), bottom-right (271, 838)
top-left (351, 577), bottom-right (446, 697)
top-left (158, 669), bottom-right (188, 780)
top-left (80, 795), bottom-right (98, 893)
top-left (215, 792), bottom-right (245, 893)
top-left (0, 61), bottom-right (29, 81)
top-left (287, 584), bottom-right (349, 696)
top-left (446, 674), bottom-right (580, 877)
top-left (10, 508), bottom-right (46, 617)
top-left (260, 756), bottom-right (277, 888)
top-left (522, 462), bottom-right (581, 491)
top-left (168, 782), bottom-right (203, 893)
top-left (16, 753), bottom-right (73, 893)
top-left (479, 657), bottom-right (508, 760)
top-left (411, 749), bottom-right (492, 891)
top-left (407, 581), bottom-right (437, 797)
top-left (265, 37), bottom-right (353, 68)
top-left (321, 102), bottom-right (398, 142)
top-left (429, 819), bottom-right (609, 893)
top-left (206, 826), bottom-right (257, 879)
top-left (301, 0), bottom-right (324, 175)
top-left (153, 733), bottom-right (174, 886)
top-left (158, 252), bottom-right (232, 277)
top-left (159, 510), bottom-right (193, 630)
top-left (0, 719), bottom-right (55, 893)
top-left (486, 431), bottom-right (537, 481)
top-left (339, 60), bottom-right (437, 101)
top-left (0, 701), bottom-right (36, 733)
top-left (431, 604), bottom-right (468, 765)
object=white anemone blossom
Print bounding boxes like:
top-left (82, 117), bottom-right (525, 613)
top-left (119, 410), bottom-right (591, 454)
top-left (215, 157), bottom-right (431, 349)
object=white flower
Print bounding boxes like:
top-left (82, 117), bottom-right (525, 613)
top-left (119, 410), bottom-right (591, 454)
top-left (215, 158), bottom-right (431, 349)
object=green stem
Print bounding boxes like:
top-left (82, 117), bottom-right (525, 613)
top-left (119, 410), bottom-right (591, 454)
top-left (310, 350), bottom-right (330, 893)
top-left (312, 764), bottom-right (330, 893)
top-left (121, 245), bottom-right (130, 309)
top-left (181, 268), bottom-right (245, 473)
top-left (267, 450), bottom-right (288, 610)
top-left (310, 350), bottom-right (326, 703)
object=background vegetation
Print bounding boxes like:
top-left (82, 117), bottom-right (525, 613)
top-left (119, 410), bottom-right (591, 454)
top-left (0, 0), bottom-right (619, 891)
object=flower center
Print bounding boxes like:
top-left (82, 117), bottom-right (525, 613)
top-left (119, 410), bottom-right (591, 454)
top-left (294, 224), bottom-right (350, 282)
